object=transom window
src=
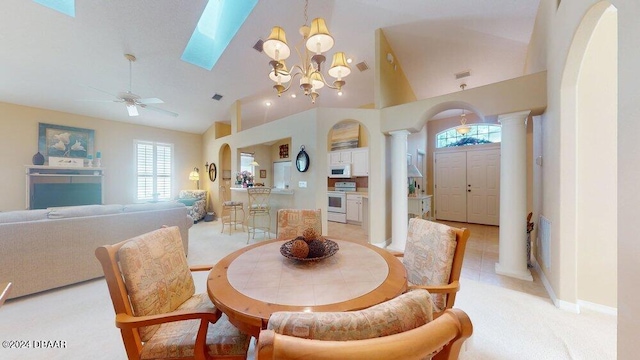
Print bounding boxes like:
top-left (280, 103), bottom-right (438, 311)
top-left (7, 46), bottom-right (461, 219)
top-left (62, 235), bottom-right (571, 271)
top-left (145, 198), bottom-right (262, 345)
top-left (135, 140), bottom-right (173, 201)
top-left (436, 124), bottom-right (502, 148)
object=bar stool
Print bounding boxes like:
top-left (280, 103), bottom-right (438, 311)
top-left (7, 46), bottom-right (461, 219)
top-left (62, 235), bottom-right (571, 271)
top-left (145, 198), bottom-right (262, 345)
top-left (246, 187), bottom-right (272, 243)
top-left (220, 186), bottom-right (245, 235)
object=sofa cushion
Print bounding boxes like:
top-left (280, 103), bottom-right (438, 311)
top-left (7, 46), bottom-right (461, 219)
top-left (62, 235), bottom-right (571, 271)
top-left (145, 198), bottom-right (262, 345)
top-left (47, 204), bottom-right (123, 219)
top-left (0, 209), bottom-right (49, 224)
top-left (123, 202), bottom-right (184, 213)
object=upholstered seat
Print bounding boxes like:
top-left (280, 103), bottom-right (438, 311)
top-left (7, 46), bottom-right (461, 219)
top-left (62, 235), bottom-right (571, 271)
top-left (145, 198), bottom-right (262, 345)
top-left (177, 190), bottom-right (207, 223)
top-left (276, 209), bottom-right (322, 240)
top-left (258, 289), bottom-right (473, 360)
top-left (400, 219), bottom-right (470, 315)
top-left (95, 226), bottom-right (250, 360)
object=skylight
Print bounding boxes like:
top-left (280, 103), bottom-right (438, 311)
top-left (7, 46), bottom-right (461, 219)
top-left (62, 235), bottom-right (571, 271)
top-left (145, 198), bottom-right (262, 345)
top-left (33, 0), bottom-right (75, 17)
top-left (181, 0), bottom-right (258, 70)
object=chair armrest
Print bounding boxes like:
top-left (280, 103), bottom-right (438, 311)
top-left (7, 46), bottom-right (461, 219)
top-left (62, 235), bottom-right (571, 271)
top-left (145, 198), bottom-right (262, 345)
top-left (408, 280), bottom-right (460, 294)
top-left (190, 265), bottom-right (214, 272)
top-left (387, 249), bottom-right (404, 257)
top-left (115, 307), bottom-right (221, 329)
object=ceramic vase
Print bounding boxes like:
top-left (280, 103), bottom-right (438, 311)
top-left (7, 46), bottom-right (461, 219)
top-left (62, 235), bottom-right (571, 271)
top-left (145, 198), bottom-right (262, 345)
top-left (32, 151), bottom-right (45, 165)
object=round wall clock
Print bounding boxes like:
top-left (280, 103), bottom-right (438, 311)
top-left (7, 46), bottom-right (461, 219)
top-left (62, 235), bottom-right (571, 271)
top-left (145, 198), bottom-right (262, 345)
top-left (208, 162), bottom-right (217, 182)
top-left (296, 146), bottom-right (310, 172)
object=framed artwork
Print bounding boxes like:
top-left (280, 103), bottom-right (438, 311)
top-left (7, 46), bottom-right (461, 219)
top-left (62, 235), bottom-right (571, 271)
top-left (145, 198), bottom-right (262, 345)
top-left (38, 123), bottom-right (94, 162)
top-left (330, 122), bottom-right (359, 150)
top-left (279, 144), bottom-right (289, 158)
top-left (260, 169), bottom-right (267, 178)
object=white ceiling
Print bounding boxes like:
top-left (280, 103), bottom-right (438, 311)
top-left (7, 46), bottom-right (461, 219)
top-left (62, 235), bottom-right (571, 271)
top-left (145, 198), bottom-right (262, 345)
top-left (0, 0), bottom-right (539, 134)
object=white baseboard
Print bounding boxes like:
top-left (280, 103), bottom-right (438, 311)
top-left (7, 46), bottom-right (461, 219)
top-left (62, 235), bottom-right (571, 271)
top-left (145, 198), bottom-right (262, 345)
top-left (577, 300), bottom-right (618, 316)
top-left (531, 256), bottom-right (580, 313)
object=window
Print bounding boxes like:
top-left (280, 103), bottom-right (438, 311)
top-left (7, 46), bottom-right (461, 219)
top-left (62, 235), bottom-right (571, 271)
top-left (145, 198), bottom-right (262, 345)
top-left (436, 124), bottom-right (502, 148)
top-left (135, 140), bottom-right (173, 201)
top-left (240, 152), bottom-right (256, 174)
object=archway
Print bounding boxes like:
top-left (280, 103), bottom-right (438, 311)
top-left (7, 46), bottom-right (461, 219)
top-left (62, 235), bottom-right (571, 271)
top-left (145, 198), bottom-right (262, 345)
top-left (559, 1), bottom-right (617, 310)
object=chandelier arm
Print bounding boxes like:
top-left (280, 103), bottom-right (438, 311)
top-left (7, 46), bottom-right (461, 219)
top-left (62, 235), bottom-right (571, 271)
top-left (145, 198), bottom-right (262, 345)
top-left (278, 72), bottom-right (303, 94)
top-left (313, 71), bottom-right (340, 90)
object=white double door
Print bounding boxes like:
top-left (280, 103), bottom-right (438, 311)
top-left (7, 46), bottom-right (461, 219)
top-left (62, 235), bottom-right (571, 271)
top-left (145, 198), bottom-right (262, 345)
top-left (434, 147), bottom-right (500, 226)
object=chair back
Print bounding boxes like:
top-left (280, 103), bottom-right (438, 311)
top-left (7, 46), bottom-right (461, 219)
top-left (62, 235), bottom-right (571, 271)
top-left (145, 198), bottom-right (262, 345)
top-left (276, 209), bottom-right (322, 240)
top-left (247, 187), bottom-right (271, 213)
top-left (258, 289), bottom-right (472, 360)
top-left (95, 226), bottom-right (193, 358)
top-left (404, 219), bottom-right (470, 312)
top-left (0, 282), bottom-right (12, 307)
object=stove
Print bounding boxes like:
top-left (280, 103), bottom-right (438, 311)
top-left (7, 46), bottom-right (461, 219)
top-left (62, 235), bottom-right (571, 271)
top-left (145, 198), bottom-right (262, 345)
top-left (328, 182), bottom-right (356, 223)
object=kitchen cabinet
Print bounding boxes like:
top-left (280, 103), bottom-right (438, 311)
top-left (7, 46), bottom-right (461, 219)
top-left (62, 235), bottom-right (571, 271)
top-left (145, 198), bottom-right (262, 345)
top-left (351, 148), bottom-right (369, 176)
top-left (346, 193), bottom-right (363, 223)
top-left (329, 150), bottom-right (352, 165)
top-left (327, 148), bottom-right (369, 176)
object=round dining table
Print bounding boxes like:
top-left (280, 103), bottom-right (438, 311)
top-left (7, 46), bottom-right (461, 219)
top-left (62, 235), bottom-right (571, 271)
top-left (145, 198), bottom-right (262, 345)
top-left (207, 238), bottom-right (408, 338)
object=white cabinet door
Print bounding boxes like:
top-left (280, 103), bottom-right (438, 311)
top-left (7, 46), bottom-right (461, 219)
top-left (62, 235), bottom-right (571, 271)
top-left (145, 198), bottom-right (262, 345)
top-left (346, 194), bottom-right (362, 222)
top-left (329, 150), bottom-right (352, 165)
top-left (351, 148), bottom-right (369, 176)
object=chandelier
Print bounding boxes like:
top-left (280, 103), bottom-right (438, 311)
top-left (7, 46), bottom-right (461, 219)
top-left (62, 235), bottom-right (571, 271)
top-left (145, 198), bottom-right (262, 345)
top-left (262, 0), bottom-right (351, 103)
top-left (456, 84), bottom-right (471, 135)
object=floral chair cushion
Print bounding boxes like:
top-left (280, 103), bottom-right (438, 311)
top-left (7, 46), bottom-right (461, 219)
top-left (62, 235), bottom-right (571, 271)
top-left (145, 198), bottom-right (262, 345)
top-left (267, 289), bottom-right (433, 341)
top-left (118, 227), bottom-right (195, 341)
top-left (403, 218), bottom-right (457, 311)
top-left (276, 209), bottom-right (322, 240)
top-left (140, 294), bottom-right (250, 359)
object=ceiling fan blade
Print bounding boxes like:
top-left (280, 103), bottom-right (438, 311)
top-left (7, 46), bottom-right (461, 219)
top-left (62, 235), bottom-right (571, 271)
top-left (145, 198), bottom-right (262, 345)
top-left (126, 104), bottom-right (139, 117)
top-left (141, 104), bottom-right (179, 117)
top-left (137, 97), bottom-right (164, 105)
top-left (76, 99), bottom-right (122, 103)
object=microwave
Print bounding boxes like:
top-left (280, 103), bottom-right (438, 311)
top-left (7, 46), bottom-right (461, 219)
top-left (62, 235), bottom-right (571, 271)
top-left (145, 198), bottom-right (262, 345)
top-left (329, 164), bottom-right (351, 178)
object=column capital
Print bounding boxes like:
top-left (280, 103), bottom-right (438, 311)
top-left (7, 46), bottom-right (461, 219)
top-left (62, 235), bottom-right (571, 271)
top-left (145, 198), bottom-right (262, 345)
top-left (498, 110), bottom-right (531, 125)
top-left (389, 130), bottom-right (411, 138)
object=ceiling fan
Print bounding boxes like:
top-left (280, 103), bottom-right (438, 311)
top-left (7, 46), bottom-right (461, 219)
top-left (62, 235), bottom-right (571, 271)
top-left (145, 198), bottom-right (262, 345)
top-left (82, 54), bottom-right (178, 117)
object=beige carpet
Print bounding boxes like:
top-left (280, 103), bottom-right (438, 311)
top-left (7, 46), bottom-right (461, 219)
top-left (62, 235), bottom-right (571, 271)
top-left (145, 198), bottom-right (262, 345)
top-left (0, 220), bottom-right (616, 359)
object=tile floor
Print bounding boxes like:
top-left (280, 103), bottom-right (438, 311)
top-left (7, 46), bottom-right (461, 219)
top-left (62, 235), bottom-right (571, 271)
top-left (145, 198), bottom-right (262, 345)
top-left (327, 219), bottom-right (549, 299)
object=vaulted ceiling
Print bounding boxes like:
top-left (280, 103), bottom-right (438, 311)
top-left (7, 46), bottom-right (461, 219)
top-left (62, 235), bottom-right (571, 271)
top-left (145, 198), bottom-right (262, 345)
top-left (0, 0), bottom-right (540, 134)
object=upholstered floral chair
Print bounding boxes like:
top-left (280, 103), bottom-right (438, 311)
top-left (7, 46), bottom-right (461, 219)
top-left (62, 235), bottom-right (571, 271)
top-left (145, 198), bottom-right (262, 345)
top-left (257, 289), bottom-right (473, 360)
top-left (177, 190), bottom-right (207, 223)
top-left (276, 209), bottom-right (322, 240)
top-left (95, 226), bottom-right (250, 360)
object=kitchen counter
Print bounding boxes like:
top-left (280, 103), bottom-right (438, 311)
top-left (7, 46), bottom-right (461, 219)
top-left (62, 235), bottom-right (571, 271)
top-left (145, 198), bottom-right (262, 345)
top-left (230, 187), bottom-right (294, 195)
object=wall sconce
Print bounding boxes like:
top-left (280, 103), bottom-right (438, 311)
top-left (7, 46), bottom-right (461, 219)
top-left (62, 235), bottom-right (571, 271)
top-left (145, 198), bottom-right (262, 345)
top-left (189, 167), bottom-right (200, 189)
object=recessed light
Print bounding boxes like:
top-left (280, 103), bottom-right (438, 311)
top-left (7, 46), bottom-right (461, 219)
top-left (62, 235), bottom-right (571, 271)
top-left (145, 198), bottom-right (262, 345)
top-left (291, 94), bottom-right (297, 98)
top-left (346, 58), bottom-right (353, 64)
top-left (265, 101), bottom-right (272, 107)
top-left (338, 91), bottom-right (343, 96)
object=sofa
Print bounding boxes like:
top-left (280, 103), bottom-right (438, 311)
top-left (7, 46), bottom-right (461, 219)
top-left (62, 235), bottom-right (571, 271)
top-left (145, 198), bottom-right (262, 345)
top-left (0, 202), bottom-right (193, 299)
top-left (177, 190), bottom-right (207, 222)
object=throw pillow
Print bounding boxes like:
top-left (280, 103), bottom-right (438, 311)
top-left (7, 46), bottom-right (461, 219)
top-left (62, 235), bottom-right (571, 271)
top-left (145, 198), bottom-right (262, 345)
top-left (177, 198), bottom-right (198, 207)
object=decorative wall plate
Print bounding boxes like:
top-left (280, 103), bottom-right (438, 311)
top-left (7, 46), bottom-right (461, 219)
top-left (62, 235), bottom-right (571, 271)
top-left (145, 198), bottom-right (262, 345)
top-left (208, 162), bottom-right (217, 182)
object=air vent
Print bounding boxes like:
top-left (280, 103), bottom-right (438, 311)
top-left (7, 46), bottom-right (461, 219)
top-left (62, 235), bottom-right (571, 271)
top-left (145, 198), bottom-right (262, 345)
top-left (455, 70), bottom-right (471, 80)
top-left (212, 93), bottom-right (223, 101)
top-left (253, 39), bottom-right (264, 52)
top-left (355, 61), bottom-right (369, 72)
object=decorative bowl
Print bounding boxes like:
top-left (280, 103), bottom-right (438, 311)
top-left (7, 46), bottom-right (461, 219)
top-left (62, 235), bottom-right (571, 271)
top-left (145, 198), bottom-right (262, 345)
top-left (280, 239), bottom-right (339, 261)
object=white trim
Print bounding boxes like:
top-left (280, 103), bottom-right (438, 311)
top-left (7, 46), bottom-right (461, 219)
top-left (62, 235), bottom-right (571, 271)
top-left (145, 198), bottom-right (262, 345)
top-left (532, 256), bottom-right (580, 313)
top-left (495, 263), bottom-right (533, 281)
top-left (577, 300), bottom-right (618, 316)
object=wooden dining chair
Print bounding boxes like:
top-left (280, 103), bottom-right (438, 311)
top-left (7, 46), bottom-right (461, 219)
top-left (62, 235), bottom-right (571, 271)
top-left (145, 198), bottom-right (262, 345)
top-left (395, 218), bottom-right (470, 317)
top-left (0, 282), bottom-right (12, 307)
top-left (95, 226), bottom-right (250, 360)
top-left (275, 209), bottom-right (322, 240)
top-left (256, 289), bottom-right (472, 360)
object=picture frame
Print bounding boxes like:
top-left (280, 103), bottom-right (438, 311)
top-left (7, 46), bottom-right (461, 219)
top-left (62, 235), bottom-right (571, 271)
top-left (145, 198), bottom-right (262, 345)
top-left (260, 169), bottom-right (267, 178)
top-left (38, 123), bottom-right (94, 163)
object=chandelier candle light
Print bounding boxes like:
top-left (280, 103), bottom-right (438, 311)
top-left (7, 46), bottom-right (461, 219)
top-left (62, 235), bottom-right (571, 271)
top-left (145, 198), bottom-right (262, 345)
top-left (263, 0), bottom-right (351, 103)
top-left (456, 84), bottom-right (471, 135)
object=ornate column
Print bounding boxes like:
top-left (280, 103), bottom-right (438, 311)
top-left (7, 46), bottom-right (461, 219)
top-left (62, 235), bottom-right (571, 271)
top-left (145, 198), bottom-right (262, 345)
top-left (495, 110), bottom-right (533, 281)
top-left (388, 130), bottom-right (410, 251)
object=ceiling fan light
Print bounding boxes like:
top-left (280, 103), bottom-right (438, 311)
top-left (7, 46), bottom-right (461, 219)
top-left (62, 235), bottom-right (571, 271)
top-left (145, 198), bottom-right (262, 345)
top-left (328, 52), bottom-right (351, 78)
top-left (306, 18), bottom-right (334, 54)
top-left (126, 103), bottom-right (139, 117)
top-left (263, 26), bottom-right (290, 60)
